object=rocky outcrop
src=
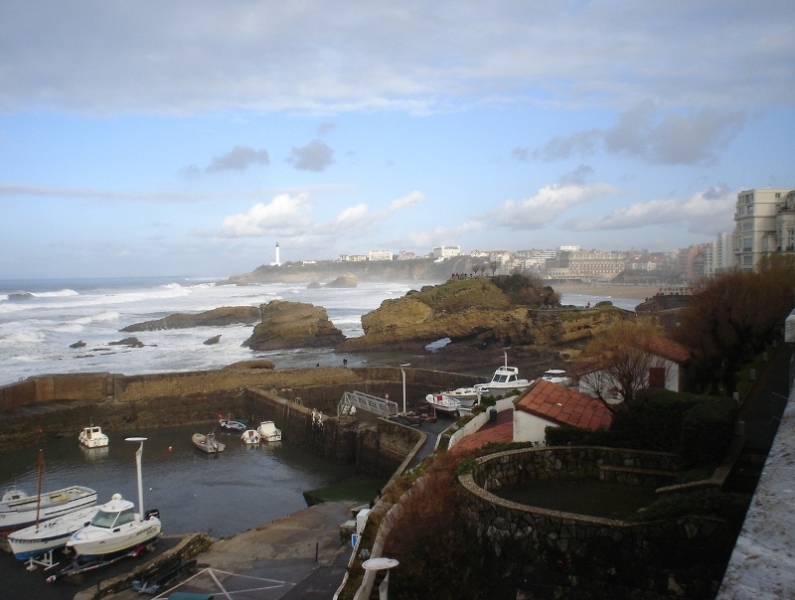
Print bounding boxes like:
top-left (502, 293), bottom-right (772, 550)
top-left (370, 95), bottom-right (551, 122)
top-left (243, 300), bottom-right (346, 351)
top-left (325, 273), bottom-right (357, 288)
top-left (335, 279), bottom-right (627, 352)
top-left (223, 359), bottom-right (275, 370)
top-left (204, 335), bottom-right (222, 345)
top-left (109, 337), bottom-right (145, 348)
top-left (121, 306), bottom-right (261, 332)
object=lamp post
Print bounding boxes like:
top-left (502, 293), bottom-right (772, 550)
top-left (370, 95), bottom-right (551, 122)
top-left (362, 557), bottom-right (400, 599)
top-left (400, 364), bottom-right (410, 414)
top-left (125, 437), bottom-right (147, 518)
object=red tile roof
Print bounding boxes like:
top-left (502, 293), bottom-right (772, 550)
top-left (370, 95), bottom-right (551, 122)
top-left (515, 380), bottom-right (613, 431)
top-left (449, 408), bottom-right (514, 454)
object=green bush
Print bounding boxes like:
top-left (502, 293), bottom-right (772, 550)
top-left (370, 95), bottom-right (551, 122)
top-left (634, 490), bottom-right (750, 526)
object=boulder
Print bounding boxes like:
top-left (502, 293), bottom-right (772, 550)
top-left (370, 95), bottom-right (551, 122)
top-left (325, 273), bottom-right (357, 288)
top-left (243, 300), bottom-right (346, 351)
top-left (70, 340), bottom-right (86, 349)
top-left (204, 335), bottom-right (222, 345)
top-left (109, 337), bottom-right (145, 348)
top-left (121, 306), bottom-right (261, 332)
top-left (223, 359), bottom-right (275, 370)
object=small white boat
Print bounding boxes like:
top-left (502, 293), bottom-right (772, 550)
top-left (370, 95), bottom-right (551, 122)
top-left (79, 425), bottom-right (109, 448)
top-left (219, 414), bottom-right (247, 433)
top-left (474, 351), bottom-right (530, 397)
top-left (256, 421), bottom-right (282, 442)
top-left (8, 505), bottom-right (99, 562)
top-left (241, 429), bottom-right (261, 444)
top-left (425, 393), bottom-right (462, 416)
top-left (0, 485), bottom-right (98, 535)
top-left (541, 369), bottom-right (571, 386)
top-left (192, 432), bottom-right (225, 453)
top-left (66, 437), bottom-right (162, 560)
top-left (66, 494), bottom-right (161, 559)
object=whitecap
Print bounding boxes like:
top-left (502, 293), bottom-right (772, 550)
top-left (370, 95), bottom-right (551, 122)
top-left (33, 288), bottom-right (80, 298)
top-left (0, 331), bottom-right (45, 344)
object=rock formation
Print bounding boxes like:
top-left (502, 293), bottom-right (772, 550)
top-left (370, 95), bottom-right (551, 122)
top-left (109, 337), bottom-right (145, 348)
top-left (121, 306), bottom-right (261, 332)
top-left (204, 335), bottom-right (222, 345)
top-left (335, 278), bottom-right (627, 353)
top-left (325, 273), bottom-right (357, 288)
top-left (243, 300), bottom-right (346, 351)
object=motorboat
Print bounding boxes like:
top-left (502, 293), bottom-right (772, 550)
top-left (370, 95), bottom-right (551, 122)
top-left (192, 432), bottom-right (225, 453)
top-left (425, 393), bottom-right (462, 416)
top-left (219, 414), bottom-right (247, 433)
top-left (66, 437), bottom-right (162, 560)
top-left (0, 485), bottom-right (98, 535)
top-left (474, 351), bottom-right (530, 398)
top-left (8, 505), bottom-right (99, 562)
top-left (256, 421), bottom-right (282, 442)
top-left (66, 494), bottom-right (161, 559)
top-left (79, 425), bottom-right (109, 448)
top-left (241, 429), bottom-right (261, 444)
top-left (541, 369), bottom-right (571, 386)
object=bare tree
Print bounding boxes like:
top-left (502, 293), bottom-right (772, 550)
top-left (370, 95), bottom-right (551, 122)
top-left (577, 319), bottom-right (666, 407)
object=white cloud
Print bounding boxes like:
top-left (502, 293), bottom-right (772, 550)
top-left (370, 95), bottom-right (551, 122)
top-left (386, 191), bottom-right (425, 212)
top-left (567, 185), bottom-right (736, 235)
top-left (219, 193), bottom-right (311, 237)
top-left (490, 183), bottom-right (617, 229)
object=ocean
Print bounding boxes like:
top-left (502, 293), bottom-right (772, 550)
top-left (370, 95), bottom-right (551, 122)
top-left (0, 276), bottom-right (643, 388)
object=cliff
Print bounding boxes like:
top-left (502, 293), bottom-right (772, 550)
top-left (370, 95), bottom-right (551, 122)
top-left (243, 300), bottom-right (346, 350)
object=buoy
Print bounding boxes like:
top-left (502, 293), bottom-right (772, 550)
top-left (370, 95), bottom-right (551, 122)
top-left (168, 446), bottom-right (172, 451)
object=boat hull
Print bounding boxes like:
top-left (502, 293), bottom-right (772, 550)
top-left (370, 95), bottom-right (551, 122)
top-left (7, 506), bottom-right (98, 561)
top-left (67, 518), bottom-right (162, 559)
top-left (0, 486), bottom-right (98, 535)
top-left (192, 433), bottom-right (225, 453)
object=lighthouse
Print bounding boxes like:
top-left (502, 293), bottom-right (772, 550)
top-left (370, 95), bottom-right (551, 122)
top-left (274, 242), bottom-right (281, 266)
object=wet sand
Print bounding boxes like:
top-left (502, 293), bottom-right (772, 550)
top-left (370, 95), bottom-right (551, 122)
top-left (552, 282), bottom-right (663, 301)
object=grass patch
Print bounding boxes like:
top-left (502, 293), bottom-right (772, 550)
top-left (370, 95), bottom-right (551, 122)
top-left (304, 477), bottom-right (387, 503)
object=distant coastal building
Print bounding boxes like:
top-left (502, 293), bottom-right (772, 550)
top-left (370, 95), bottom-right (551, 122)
top-left (431, 245), bottom-right (461, 259)
top-left (339, 254), bottom-right (367, 262)
top-left (368, 250), bottom-right (393, 261)
top-left (704, 232), bottom-right (734, 277)
top-left (733, 188), bottom-right (795, 270)
top-left (547, 249), bottom-right (626, 281)
top-left (396, 250), bottom-right (420, 260)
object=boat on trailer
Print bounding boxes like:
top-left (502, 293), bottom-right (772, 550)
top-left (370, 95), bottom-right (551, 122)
top-left (474, 351), bottom-right (530, 397)
top-left (8, 505), bottom-right (99, 567)
top-left (0, 485), bottom-right (97, 535)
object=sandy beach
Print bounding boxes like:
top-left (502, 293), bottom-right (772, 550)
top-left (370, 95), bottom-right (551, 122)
top-left (552, 282), bottom-right (665, 301)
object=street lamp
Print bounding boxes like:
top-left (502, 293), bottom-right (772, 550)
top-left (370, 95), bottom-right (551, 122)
top-left (400, 364), bottom-right (410, 414)
top-left (363, 557), bottom-right (400, 599)
top-left (125, 437), bottom-right (148, 518)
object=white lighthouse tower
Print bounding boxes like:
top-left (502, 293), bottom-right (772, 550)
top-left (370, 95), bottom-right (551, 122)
top-left (274, 242), bottom-right (281, 266)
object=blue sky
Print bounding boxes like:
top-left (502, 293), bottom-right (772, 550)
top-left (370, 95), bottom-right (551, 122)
top-left (1, 1), bottom-right (793, 279)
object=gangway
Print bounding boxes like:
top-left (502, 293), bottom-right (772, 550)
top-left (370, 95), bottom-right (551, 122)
top-left (338, 391), bottom-right (399, 418)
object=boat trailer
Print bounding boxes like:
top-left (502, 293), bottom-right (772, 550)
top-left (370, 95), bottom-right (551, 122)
top-left (45, 542), bottom-right (156, 583)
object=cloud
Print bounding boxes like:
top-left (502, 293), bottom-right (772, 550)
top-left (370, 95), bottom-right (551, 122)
top-left (386, 191), bottom-right (425, 212)
top-left (205, 145), bottom-right (270, 173)
top-left (535, 103), bottom-right (745, 165)
top-left (219, 193), bottom-right (312, 237)
top-left (1, 2), bottom-right (791, 115)
top-left (489, 182), bottom-right (617, 229)
top-left (512, 147), bottom-right (529, 162)
top-left (566, 185), bottom-right (736, 235)
top-left (286, 140), bottom-right (335, 172)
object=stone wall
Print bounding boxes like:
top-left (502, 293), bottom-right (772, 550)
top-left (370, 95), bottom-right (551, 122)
top-left (459, 447), bottom-right (736, 599)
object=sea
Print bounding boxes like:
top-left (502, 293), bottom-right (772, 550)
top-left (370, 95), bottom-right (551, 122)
top-left (0, 276), bottom-right (643, 388)
top-left (0, 276), bottom-right (643, 541)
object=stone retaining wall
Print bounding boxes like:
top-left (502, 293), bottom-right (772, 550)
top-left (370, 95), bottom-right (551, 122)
top-left (459, 447), bottom-right (736, 599)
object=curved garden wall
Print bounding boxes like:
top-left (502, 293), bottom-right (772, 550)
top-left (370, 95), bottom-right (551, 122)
top-left (459, 447), bottom-right (737, 599)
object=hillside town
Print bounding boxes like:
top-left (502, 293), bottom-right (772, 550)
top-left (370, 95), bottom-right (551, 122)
top-left (328, 188), bottom-right (795, 283)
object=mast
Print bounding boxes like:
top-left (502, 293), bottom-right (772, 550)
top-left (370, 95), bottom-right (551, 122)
top-left (125, 437), bottom-right (147, 518)
top-left (34, 449), bottom-right (43, 533)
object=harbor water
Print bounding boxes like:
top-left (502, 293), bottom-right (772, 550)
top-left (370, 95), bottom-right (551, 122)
top-left (0, 423), bottom-right (361, 539)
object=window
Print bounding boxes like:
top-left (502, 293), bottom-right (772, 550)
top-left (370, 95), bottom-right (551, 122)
top-left (743, 236), bottom-right (753, 251)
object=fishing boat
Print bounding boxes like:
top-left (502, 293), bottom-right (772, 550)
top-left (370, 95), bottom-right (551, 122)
top-left (0, 485), bottom-right (97, 535)
top-left (79, 425), bottom-right (109, 448)
top-left (540, 369), bottom-right (572, 386)
top-left (425, 393), bottom-right (462, 416)
top-left (192, 432), bottom-right (225, 453)
top-left (66, 438), bottom-right (162, 560)
top-left (474, 351), bottom-right (530, 397)
top-left (241, 429), bottom-right (261, 444)
top-left (256, 421), bottom-right (282, 442)
top-left (8, 505), bottom-right (99, 563)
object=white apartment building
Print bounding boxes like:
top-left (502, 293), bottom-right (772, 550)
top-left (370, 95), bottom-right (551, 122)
top-left (704, 232), bottom-right (734, 277)
top-left (431, 245), bottom-right (461, 259)
top-left (368, 250), bottom-right (393, 261)
top-left (733, 188), bottom-right (794, 270)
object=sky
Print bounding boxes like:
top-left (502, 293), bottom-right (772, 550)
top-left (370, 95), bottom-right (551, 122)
top-left (1, 1), bottom-right (793, 279)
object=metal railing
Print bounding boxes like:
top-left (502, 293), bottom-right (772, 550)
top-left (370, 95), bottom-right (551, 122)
top-left (337, 390), bottom-right (399, 418)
